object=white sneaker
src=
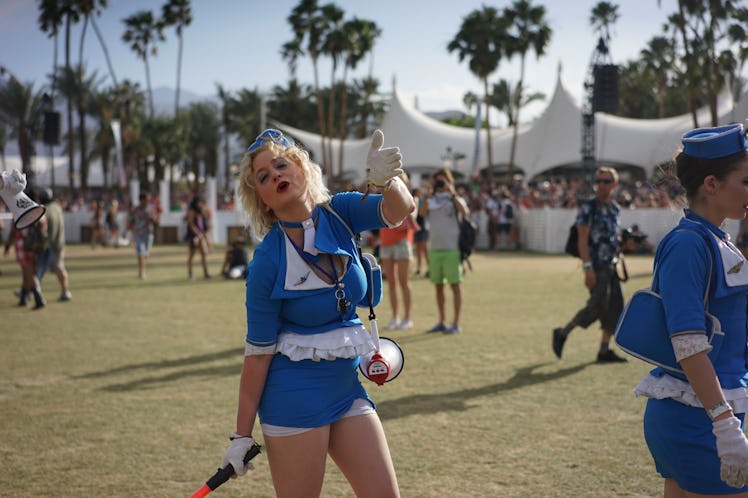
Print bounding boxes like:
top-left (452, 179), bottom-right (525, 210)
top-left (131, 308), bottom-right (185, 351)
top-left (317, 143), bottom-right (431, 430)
top-left (383, 318), bottom-right (400, 330)
top-left (397, 319), bottom-right (413, 330)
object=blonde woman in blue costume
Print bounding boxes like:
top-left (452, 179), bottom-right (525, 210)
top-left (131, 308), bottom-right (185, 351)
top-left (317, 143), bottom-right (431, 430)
top-left (634, 123), bottom-right (748, 496)
top-left (220, 128), bottom-right (414, 497)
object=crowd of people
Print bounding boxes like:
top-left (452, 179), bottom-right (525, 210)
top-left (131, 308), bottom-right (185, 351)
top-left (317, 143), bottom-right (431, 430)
top-left (5, 121), bottom-right (748, 496)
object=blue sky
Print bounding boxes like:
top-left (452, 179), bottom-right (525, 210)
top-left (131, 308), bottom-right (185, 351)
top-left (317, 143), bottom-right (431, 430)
top-left (0, 0), bottom-right (680, 124)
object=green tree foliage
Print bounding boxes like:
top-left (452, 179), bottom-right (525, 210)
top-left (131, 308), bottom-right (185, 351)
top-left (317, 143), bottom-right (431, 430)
top-left (448, 5), bottom-right (509, 182)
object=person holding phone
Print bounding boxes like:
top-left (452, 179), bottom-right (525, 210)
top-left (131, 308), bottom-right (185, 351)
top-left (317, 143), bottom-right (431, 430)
top-left (418, 168), bottom-right (469, 334)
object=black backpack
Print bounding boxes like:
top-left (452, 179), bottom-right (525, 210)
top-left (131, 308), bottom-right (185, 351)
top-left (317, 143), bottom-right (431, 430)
top-left (454, 200), bottom-right (477, 269)
top-left (503, 202), bottom-right (514, 219)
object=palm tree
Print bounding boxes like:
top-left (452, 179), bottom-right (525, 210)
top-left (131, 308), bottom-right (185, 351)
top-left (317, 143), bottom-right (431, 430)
top-left (490, 79), bottom-right (545, 127)
top-left (37, 0), bottom-right (63, 187)
top-left (321, 4), bottom-right (348, 179)
top-left (726, 7), bottom-right (748, 118)
top-left (666, 4), bottom-right (701, 127)
top-left (589, 1), bottom-right (619, 46)
top-left (110, 79), bottom-right (146, 183)
top-left (55, 64), bottom-right (104, 190)
top-left (504, 0), bottom-right (552, 178)
top-left (88, 88), bottom-right (115, 187)
top-left (0, 78), bottom-right (43, 178)
top-left (268, 80), bottom-right (317, 131)
top-left (0, 122), bottom-right (7, 170)
top-left (320, 4), bottom-right (346, 178)
top-left (38, 0), bottom-right (83, 189)
top-left (122, 11), bottom-right (165, 119)
top-left (186, 102), bottom-right (221, 191)
top-left (216, 83), bottom-right (233, 190)
top-left (355, 76), bottom-right (380, 139)
top-left (79, 0), bottom-right (118, 87)
top-left (287, 0), bottom-right (333, 173)
top-left (448, 6), bottom-right (508, 183)
top-left (228, 88), bottom-right (263, 150)
top-left (336, 18), bottom-right (380, 177)
top-left (640, 36), bottom-right (675, 118)
top-left (161, 0), bottom-right (193, 117)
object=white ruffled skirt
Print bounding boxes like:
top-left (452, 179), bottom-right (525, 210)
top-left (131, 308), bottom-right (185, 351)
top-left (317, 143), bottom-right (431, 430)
top-left (244, 324), bottom-right (377, 362)
top-left (635, 373), bottom-right (748, 413)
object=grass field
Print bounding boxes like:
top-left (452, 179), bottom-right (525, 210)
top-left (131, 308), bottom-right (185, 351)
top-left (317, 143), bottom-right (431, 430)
top-left (0, 244), bottom-right (663, 498)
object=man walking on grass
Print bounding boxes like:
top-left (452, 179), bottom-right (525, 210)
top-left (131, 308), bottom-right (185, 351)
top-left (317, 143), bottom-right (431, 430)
top-left (552, 166), bottom-right (627, 363)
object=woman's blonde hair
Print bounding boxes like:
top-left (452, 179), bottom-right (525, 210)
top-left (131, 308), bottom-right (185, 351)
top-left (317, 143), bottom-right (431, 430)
top-left (237, 140), bottom-right (330, 238)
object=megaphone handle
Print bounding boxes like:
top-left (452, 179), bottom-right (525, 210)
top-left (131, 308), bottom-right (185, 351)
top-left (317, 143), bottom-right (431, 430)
top-left (369, 318), bottom-right (381, 352)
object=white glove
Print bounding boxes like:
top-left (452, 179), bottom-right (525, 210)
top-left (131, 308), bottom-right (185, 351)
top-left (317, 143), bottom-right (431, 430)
top-left (366, 129), bottom-right (403, 188)
top-left (0, 170), bottom-right (27, 195)
top-left (713, 416), bottom-right (748, 488)
top-left (222, 434), bottom-right (256, 478)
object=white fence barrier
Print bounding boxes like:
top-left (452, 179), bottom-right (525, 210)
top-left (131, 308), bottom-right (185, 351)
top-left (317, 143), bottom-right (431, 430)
top-left (0, 207), bottom-right (741, 251)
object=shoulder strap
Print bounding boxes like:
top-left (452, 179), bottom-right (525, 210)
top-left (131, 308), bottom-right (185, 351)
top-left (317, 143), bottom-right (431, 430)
top-left (652, 228), bottom-right (713, 312)
top-left (322, 204), bottom-right (376, 320)
top-left (323, 203), bottom-right (358, 240)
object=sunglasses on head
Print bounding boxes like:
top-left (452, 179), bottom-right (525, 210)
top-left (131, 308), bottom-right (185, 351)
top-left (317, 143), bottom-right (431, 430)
top-left (595, 178), bottom-right (614, 184)
top-left (247, 129), bottom-right (293, 154)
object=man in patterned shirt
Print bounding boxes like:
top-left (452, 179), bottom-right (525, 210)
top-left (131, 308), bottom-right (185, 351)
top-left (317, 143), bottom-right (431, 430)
top-left (552, 166), bottom-right (627, 363)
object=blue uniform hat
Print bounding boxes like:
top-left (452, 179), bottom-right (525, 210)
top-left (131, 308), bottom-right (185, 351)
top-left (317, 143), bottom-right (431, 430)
top-left (681, 123), bottom-right (748, 159)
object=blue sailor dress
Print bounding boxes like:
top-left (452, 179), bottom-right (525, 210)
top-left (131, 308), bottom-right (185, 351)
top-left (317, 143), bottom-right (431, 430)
top-left (634, 211), bottom-right (748, 492)
top-left (243, 191), bottom-right (390, 428)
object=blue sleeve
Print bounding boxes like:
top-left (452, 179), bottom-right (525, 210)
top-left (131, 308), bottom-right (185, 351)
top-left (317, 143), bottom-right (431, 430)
top-left (329, 192), bottom-right (385, 234)
top-left (576, 201), bottom-right (593, 227)
top-left (244, 246), bottom-right (282, 347)
top-left (657, 230), bottom-right (712, 336)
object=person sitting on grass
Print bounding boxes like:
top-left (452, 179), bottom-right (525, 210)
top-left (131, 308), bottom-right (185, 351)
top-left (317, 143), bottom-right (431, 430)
top-left (222, 237), bottom-right (249, 279)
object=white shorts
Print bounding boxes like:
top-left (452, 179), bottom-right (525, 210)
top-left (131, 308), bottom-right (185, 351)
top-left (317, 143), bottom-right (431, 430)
top-left (260, 397), bottom-right (375, 437)
top-left (379, 239), bottom-right (412, 260)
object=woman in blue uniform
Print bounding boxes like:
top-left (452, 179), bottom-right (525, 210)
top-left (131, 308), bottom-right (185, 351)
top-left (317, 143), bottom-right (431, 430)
top-left (221, 128), bottom-right (413, 497)
top-left (634, 123), bottom-right (748, 496)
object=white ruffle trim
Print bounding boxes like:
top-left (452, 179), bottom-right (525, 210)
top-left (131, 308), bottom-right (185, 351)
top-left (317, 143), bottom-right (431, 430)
top-left (634, 373), bottom-right (748, 413)
top-left (244, 324), bottom-right (377, 362)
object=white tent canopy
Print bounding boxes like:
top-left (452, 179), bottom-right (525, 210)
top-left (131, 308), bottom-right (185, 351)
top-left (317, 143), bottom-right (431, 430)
top-left (5, 68), bottom-right (747, 187)
top-left (277, 69), bottom-right (747, 184)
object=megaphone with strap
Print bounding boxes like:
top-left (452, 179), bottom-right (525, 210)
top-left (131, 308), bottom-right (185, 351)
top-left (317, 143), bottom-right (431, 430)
top-left (0, 171), bottom-right (45, 229)
top-left (358, 314), bottom-right (405, 386)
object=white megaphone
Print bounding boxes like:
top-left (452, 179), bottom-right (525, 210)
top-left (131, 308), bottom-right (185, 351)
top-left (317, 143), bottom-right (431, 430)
top-left (359, 318), bottom-right (404, 386)
top-left (0, 171), bottom-right (45, 229)
top-left (0, 188), bottom-right (45, 229)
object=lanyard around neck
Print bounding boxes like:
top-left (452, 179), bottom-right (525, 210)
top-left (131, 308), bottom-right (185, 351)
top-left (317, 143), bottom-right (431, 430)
top-left (286, 233), bottom-right (350, 316)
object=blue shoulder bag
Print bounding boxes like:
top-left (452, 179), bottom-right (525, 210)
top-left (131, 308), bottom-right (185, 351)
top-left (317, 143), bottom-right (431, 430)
top-left (614, 230), bottom-right (723, 374)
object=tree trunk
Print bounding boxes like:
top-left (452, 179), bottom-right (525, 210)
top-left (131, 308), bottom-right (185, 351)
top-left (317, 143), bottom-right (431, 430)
top-left (65, 16), bottom-right (75, 189)
top-left (483, 78), bottom-right (494, 184)
top-left (508, 56), bottom-right (526, 181)
top-left (175, 34), bottom-right (183, 117)
top-left (79, 104), bottom-right (88, 190)
top-left (312, 57), bottom-right (327, 174)
top-left (91, 17), bottom-right (117, 87)
top-left (145, 56), bottom-right (154, 119)
top-left (337, 71), bottom-right (348, 181)
top-left (327, 65), bottom-right (336, 180)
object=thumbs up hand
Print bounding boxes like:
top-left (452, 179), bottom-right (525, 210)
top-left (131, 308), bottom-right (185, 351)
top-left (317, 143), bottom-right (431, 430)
top-left (366, 130), bottom-right (403, 189)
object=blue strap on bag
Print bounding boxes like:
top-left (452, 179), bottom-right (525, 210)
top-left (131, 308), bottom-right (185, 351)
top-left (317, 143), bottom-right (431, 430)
top-left (613, 229), bottom-right (723, 374)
